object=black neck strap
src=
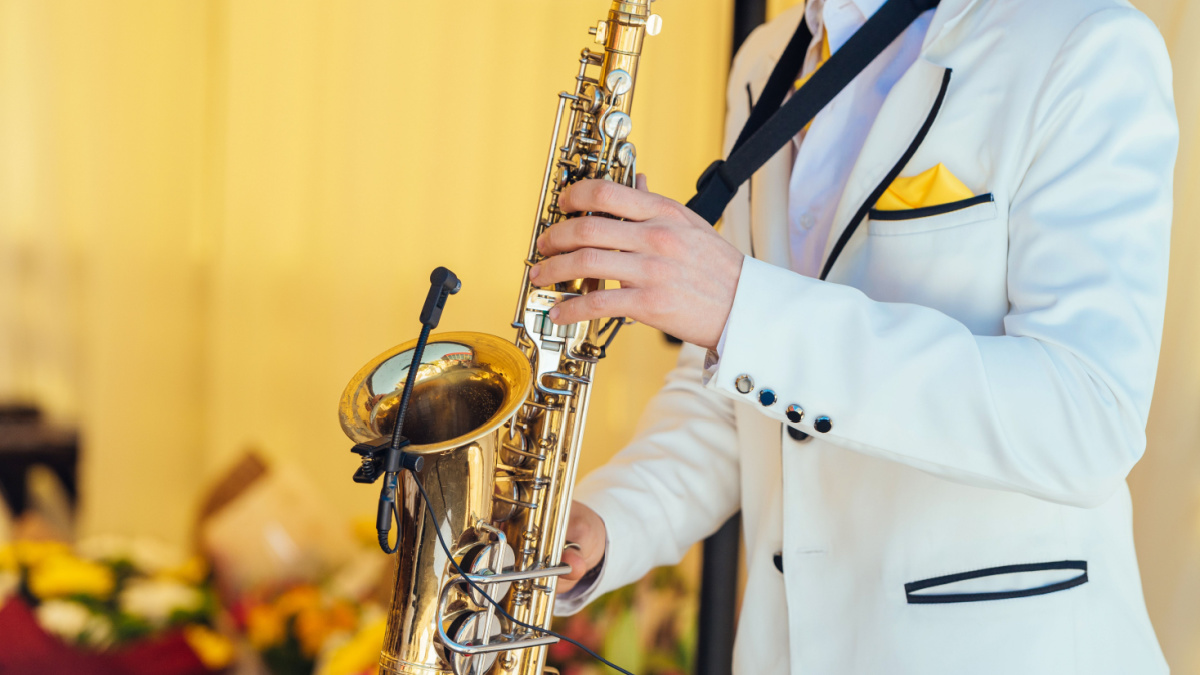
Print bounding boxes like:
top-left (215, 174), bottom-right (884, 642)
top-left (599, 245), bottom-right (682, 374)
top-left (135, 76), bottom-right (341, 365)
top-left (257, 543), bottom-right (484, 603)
top-left (687, 0), bottom-right (940, 226)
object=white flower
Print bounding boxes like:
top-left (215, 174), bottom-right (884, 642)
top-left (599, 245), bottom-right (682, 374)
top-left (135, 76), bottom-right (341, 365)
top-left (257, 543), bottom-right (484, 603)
top-left (35, 600), bottom-right (113, 646)
top-left (77, 535), bottom-right (182, 574)
top-left (118, 578), bottom-right (204, 627)
top-left (35, 599), bottom-right (89, 639)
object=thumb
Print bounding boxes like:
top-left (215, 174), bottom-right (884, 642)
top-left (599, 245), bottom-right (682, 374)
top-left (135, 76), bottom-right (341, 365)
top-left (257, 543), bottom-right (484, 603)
top-left (636, 173), bottom-right (649, 192)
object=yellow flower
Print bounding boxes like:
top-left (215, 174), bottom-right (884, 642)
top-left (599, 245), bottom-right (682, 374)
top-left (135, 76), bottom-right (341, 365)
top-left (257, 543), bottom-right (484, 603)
top-left (183, 625), bottom-right (235, 670)
top-left (0, 545), bottom-right (16, 573)
top-left (295, 606), bottom-right (333, 658)
top-left (12, 540), bottom-right (71, 568)
top-left (162, 556), bottom-right (209, 585)
top-left (28, 554), bottom-right (115, 600)
top-left (246, 604), bottom-right (285, 649)
top-left (275, 585), bottom-right (322, 617)
top-left (317, 618), bottom-right (386, 675)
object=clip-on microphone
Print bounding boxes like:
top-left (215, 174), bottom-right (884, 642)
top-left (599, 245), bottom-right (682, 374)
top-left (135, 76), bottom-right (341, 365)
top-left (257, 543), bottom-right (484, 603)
top-left (350, 266), bottom-right (462, 553)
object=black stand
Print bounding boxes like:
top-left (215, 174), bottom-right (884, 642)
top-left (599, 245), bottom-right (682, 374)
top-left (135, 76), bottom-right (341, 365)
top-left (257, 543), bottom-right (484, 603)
top-left (350, 267), bottom-right (461, 554)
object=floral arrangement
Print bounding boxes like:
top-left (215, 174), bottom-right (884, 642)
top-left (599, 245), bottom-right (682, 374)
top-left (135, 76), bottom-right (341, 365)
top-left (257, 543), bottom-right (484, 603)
top-left (548, 566), bottom-right (697, 675)
top-left (0, 536), bottom-right (234, 672)
top-left (232, 583), bottom-right (385, 675)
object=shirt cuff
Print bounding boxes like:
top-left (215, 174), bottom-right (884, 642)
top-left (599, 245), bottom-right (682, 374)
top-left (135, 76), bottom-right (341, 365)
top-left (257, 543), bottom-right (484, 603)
top-left (703, 263), bottom-right (742, 385)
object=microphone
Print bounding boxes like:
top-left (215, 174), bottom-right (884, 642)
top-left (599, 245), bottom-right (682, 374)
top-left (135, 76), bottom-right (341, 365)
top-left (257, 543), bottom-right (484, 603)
top-left (357, 267), bottom-right (462, 554)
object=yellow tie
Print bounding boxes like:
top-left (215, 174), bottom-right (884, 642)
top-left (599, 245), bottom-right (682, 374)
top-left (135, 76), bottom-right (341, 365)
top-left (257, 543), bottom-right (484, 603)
top-left (794, 34), bottom-right (832, 92)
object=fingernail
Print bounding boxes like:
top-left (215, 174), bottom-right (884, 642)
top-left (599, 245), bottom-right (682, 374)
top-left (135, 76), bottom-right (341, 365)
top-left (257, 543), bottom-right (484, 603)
top-left (535, 234), bottom-right (545, 253)
top-left (549, 307), bottom-right (560, 322)
top-left (529, 264), bottom-right (540, 281)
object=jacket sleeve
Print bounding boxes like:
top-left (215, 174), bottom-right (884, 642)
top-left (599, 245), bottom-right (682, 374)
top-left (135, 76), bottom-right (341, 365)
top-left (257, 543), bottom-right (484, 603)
top-left (558, 342), bottom-right (741, 608)
top-left (708, 8), bottom-right (1177, 509)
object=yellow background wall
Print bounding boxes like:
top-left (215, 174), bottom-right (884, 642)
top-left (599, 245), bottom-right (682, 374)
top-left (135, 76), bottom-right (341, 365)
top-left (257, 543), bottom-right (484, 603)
top-left (4, 0), bottom-right (1200, 671)
top-left (0, 0), bottom-right (728, 542)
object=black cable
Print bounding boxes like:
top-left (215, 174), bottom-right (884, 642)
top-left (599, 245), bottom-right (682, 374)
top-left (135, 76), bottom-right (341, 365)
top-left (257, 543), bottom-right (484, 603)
top-left (410, 474), bottom-right (636, 675)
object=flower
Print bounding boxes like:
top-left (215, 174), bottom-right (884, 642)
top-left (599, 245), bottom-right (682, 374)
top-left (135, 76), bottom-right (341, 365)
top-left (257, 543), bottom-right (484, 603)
top-left (316, 617), bottom-right (386, 675)
top-left (274, 584), bottom-right (322, 616)
top-left (246, 603), bottom-right (285, 649)
top-left (0, 571), bottom-right (19, 601)
top-left (183, 625), bottom-right (236, 670)
top-left (118, 578), bottom-right (204, 627)
top-left (0, 544), bottom-right (17, 572)
top-left (162, 556), bottom-right (209, 585)
top-left (11, 540), bottom-right (71, 568)
top-left (35, 600), bottom-right (114, 647)
top-left (27, 554), bottom-right (115, 600)
top-left (77, 535), bottom-right (185, 575)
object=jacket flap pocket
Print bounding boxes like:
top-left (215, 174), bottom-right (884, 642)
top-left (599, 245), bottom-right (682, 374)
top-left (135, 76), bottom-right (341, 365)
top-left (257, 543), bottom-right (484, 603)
top-left (905, 560), bottom-right (1087, 604)
top-left (868, 193), bottom-right (997, 236)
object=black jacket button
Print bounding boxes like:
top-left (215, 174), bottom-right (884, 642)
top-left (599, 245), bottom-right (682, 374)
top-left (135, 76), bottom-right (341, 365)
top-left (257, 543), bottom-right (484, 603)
top-left (773, 552), bottom-right (784, 573)
top-left (787, 425), bottom-right (810, 442)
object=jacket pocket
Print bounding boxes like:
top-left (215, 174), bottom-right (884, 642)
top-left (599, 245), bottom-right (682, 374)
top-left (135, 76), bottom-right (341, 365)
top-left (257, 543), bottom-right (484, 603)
top-left (905, 560), bottom-right (1088, 604)
top-left (868, 193), bottom-right (996, 236)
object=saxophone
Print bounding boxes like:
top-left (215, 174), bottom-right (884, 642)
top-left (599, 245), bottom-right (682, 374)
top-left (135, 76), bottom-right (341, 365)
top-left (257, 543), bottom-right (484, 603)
top-left (337, 3), bottom-right (661, 673)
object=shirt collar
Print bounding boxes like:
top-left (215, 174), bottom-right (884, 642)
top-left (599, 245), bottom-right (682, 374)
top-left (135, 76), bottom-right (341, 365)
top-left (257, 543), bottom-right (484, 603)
top-left (819, 0), bottom-right (889, 54)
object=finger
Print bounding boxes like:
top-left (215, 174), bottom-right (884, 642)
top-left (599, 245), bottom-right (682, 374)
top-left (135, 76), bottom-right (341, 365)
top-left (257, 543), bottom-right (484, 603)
top-left (549, 288), bottom-right (641, 325)
top-left (538, 216), bottom-right (646, 256)
top-left (559, 179), bottom-right (667, 221)
top-left (560, 549), bottom-right (589, 581)
top-left (636, 173), bottom-right (649, 192)
top-left (530, 248), bottom-right (644, 288)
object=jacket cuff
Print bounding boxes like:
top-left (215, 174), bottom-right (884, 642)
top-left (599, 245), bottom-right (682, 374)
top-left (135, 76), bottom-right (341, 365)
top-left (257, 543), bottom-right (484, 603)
top-left (704, 256), bottom-right (831, 436)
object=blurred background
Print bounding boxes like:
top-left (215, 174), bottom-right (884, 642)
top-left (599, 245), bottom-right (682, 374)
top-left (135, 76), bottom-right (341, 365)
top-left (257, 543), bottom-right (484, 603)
top-left (0, 0), bottom-right (1197, 673)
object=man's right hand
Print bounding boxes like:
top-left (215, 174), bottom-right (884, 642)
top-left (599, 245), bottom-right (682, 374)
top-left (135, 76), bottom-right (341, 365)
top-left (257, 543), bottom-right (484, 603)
top-left (558, 501), bottom-right (607, 595)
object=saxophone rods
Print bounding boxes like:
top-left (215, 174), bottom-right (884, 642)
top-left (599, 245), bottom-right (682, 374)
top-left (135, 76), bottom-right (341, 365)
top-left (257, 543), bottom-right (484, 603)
top-left (337, 2), bottom-right (661, 674)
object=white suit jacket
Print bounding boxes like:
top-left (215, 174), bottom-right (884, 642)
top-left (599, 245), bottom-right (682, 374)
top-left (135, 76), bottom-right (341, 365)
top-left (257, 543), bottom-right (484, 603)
top-left (568, 0), bottom-right (1177, 672)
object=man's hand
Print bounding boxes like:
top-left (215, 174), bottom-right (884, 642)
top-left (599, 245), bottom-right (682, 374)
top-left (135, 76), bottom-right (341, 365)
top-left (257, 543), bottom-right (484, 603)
top-left (529, 177), bottom-right (744, 350)
top-left (558, 502), bottom-right (606, 595)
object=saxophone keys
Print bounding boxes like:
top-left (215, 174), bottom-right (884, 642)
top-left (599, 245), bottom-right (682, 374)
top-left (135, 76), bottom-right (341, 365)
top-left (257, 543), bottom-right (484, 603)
top-left (602, 111), bottom-right (632, 142)
top-left (647, 13), bottom-right (663, 36)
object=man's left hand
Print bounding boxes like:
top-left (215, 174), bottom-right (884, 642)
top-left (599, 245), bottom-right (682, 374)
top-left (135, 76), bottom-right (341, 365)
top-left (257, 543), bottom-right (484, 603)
top-left (529, 177), bottom-right (744, 350)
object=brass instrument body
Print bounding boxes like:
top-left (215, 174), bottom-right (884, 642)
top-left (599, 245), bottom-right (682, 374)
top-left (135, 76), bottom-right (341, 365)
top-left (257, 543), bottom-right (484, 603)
top-left (339, 3), bottom-right (659, 674)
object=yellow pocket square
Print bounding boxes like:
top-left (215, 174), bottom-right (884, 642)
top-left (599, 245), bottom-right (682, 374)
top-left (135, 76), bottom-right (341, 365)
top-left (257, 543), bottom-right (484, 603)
top-left (875, 163), bottom-right (974, 211)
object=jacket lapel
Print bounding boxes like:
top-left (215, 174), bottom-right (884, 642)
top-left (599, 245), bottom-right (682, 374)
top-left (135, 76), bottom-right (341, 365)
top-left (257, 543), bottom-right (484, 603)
top-left (819, 57), bottom-right (951, 278)
top-left (746, 8), bottom-right (806, 269)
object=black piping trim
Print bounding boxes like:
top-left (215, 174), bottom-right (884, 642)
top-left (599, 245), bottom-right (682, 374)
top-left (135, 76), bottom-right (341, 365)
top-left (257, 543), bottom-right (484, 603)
top-left (868, 192), bottom-right (994, 221)
top-left (820, 68), bottom-right (953, 281)
top-left (905, 560), bottom-right (1088, 605)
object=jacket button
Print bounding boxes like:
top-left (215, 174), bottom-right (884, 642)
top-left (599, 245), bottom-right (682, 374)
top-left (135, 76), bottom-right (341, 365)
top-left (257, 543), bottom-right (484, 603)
top-left (759, 389), bottom-right (776, 406)
top-left (785, 404), bottom-right (804, 424)
top-left (773, 552), bottom-right (784, 573)
top-left (814, 416), bottom-right (832, 433)
top-left (735, 375), bottom-right (754, 394)
top-left (787, 425), bottom-right (810, 442)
